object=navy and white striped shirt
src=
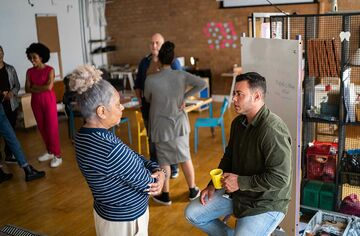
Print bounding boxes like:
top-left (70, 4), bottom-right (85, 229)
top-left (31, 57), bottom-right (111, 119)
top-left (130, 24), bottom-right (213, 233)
top-left (74, 127), bottom-right (159, 221)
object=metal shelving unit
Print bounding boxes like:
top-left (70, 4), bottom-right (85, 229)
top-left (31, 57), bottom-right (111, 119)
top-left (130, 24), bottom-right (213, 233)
top-left (89, 38), bottom-right (115, 66)
top-left (85, 0), bottom-right (115, 67)
top-left (270, 12), bottom-right (360, 213)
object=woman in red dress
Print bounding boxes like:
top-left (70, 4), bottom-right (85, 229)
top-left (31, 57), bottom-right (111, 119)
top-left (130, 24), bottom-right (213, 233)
top-left (25, 43), bottom-right (62, 168)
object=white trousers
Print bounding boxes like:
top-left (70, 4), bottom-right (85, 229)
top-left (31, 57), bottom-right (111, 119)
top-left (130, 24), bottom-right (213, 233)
top-left (93, 208), bottom-right (149, 236)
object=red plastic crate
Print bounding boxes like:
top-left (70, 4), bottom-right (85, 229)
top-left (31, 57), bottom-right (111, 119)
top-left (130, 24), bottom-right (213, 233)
top-left (306, 141), bottom-right (338, 183)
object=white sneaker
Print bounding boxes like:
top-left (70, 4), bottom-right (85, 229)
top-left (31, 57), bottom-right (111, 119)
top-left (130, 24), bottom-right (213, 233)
top-left (38, 153), bottom-right (54, 162)
top-left (50, 157), bottom-right (62, 168)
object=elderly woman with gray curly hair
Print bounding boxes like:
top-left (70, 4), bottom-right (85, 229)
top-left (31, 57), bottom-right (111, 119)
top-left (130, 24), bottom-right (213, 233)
top-left (68, 65), bottom-right (165, 236)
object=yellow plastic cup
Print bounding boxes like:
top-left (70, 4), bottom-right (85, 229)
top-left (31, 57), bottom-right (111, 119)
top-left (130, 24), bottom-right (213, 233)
top-left (210, 168), bottom-right (223, 189)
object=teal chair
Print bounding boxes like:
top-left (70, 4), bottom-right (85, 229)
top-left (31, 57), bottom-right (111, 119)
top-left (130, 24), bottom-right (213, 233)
top-left (66, 103), bottom-right (83, 140)
top-left (194, 98), bottom-right (228, 153)
top-left (111, 117), bottom-right (132, 145)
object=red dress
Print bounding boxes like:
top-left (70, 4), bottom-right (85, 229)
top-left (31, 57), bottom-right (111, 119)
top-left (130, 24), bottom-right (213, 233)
top-left (26, 65), bottom-right (61, 156)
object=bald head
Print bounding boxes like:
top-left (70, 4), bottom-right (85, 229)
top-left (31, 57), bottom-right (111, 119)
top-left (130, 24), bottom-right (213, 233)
top-left (150, 33), bottom-right (165, 57)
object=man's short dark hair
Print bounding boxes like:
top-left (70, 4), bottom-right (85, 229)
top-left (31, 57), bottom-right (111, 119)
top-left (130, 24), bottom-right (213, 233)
top-left (158, 41), bottom-right (175, 65)
top-left (235, 72), bottom-right (266, 95)
top-left (26, 43), bottom-right (50, 63)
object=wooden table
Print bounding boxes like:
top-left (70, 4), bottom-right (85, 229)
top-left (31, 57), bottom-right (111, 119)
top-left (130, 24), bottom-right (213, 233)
top-left (18, 93), bottom-right (37, 128)
top-left (110, 71), bottom-right (135, 92)
top-left (185, 97), bottom-right (214, 135)
top-left (184, 97), bottom-right (213, 114)
top-left (122, 100), bottom-right (140, 110)
top-left (121, 97), bottom-right (213, 113)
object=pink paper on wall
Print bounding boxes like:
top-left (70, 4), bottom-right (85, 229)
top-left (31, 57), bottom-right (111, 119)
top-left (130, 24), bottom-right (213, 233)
top-left (203, 21), bottom-right (238, 50)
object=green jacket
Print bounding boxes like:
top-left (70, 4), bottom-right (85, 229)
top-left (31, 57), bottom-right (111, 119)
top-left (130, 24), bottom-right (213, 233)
top-left (219, 105), bottom-right (292, 218)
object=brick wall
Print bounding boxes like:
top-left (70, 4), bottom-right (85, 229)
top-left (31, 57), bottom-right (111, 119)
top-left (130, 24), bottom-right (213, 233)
top-left (105, 0), bottom-right (358, 95)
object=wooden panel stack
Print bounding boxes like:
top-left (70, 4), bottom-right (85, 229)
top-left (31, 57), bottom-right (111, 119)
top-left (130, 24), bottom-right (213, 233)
top-left (307, 39), bottom-right (341, 78)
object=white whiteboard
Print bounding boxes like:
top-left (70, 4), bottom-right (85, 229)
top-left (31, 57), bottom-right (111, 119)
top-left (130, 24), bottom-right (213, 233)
top-left (241, 37), bottom-right (302, 235)
top-left (223, 0), bottom-right (314, 7)
top-left (48, 52), bottom-right (61, 80)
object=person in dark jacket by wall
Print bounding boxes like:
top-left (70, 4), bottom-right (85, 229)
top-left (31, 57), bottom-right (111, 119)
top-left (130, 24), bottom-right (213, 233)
top-left (0, 45), bottom-right (20, 163)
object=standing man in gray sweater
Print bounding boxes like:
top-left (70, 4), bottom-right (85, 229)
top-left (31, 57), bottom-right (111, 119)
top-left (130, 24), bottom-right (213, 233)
top-left (134, 33), bottom-right (182, 178)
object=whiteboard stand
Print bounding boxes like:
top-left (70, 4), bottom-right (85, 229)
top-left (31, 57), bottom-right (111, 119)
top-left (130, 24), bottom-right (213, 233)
top-left (241, 37), bottom-right (302, 235)
top-left (229, 73), bottom-right (236, 108)
top-left (224, 66), bottom-right (242, 108)
top-left (221, 72), bottom-right (236, 108)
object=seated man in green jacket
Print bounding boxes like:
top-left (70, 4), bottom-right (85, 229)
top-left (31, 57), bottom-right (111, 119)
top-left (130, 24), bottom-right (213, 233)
top-left (185, 72), bottom-right (292, 236)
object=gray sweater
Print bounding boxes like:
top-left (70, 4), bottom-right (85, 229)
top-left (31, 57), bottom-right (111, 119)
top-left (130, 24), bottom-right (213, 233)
top-left (3, 63), bottom-right (20, 111)
top-left (144, 68), bottom-right (206, 142)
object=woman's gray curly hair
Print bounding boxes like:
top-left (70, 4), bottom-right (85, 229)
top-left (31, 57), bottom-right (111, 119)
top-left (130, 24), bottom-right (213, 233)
top-left (68, 65), bottom-right (116, 119)
top-left (68, 64), bottom-right (102, 94)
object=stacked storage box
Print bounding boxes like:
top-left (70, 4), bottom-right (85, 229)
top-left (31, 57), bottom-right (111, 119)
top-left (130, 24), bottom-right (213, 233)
top-left (348, 217), bottom-right (360, 235)
top-left (303, 181), bottom-right (336, 211)
top-left (306, 141), bottom-right (338, 183)
top-left (341, 149), bottom-right (360, 205)
top-left (319, 183), bottom-right (336, 211)
top-left (302, 210), bottom-right (352, 236)
top-left (303, 181), bottom-right (323, 208)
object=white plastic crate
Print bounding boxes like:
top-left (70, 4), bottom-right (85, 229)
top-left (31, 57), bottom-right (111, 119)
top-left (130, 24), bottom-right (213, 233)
top-left (302, 210), bottom-right (352, 236)
top-left (348, 217), bottom-right (360, 236)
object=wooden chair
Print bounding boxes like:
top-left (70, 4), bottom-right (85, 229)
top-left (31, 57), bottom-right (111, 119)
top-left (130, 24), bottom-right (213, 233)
top-left (135, 111), bottom-right (149, 155)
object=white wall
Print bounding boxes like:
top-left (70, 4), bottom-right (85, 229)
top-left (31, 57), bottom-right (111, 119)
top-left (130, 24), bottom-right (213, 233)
top-left (0, 0), bottom-right (84, 86)
top-left (83, 1), bottom-right (108, 68)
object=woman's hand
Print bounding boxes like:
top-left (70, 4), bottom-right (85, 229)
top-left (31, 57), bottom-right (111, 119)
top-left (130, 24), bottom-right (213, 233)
top-left (147, 170), bottom-right (166, 196)
top-left (179, 101), bottom-right (186, 111)
top-left (3, 91), bottom-right (13, 100)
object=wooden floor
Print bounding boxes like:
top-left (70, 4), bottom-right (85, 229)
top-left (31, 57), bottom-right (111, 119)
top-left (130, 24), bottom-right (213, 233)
top-left (0, 101), bottom-right (238, 236)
